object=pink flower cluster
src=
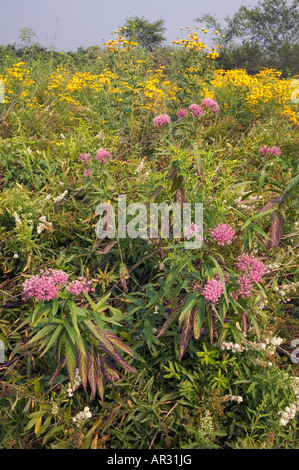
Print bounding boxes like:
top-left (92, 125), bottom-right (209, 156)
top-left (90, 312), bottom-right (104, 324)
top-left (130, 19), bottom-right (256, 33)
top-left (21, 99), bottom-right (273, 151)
top-left (78, 153), bottom-right (91, 164)
top-left (153, 114), bottom-right (171, 127)
top-left (95, 149), bottom-right (112, 163)
top-left (184, 223), bottom-right (202, 241)
top-left (23, 270), bottom-right (93, 302)
top-left (258, 145), bottom-right (281, 156)
top-left (79, 149), bottom-right (112, 178)
top-left (202, 278), bottom-right (224, 303)
top-left (210, 223), bottom-right (236, 247)
top-left (236, 254), bottom-right (268, 298)
top-left (189, 103), bottom-right (205, 118)
top-left (66, 277), bottom-right (93, 296)
top-left (176, 108), bottom-right (188, 119)
top-left (23, 269), bottom-right (69, 302)
top-left (201, 98), bottom-right (220, 115)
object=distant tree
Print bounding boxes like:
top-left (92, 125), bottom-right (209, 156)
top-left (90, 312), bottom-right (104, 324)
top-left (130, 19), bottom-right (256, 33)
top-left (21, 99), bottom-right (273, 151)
top-left (193, 13), bottom-right (222, 34)
top-left (120, 16), bottom-right (166, 51)
top-left (195, 0), bottom-right (299, 76)
top-left (18, 27), bottom-right (37, 49)
top-left (223, 0), bottom-right (299, 54)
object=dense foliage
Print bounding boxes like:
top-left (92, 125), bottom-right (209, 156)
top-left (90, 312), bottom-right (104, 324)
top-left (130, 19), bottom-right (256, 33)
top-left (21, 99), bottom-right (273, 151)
top-left (0, 26), bottom-right (298, 449)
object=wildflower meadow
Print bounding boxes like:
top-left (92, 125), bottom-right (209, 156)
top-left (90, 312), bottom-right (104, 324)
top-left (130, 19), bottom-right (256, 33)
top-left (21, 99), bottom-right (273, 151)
top-left (0, 17), bottom-right (298, 451)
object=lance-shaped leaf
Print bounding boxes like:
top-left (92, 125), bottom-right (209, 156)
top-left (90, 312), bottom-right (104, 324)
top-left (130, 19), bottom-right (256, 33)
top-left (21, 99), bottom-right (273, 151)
top-left (157, 302), bottom-right (182, 338)
top-left (178, 294), bottom-right (199, 324)
top-left (87, 350), bottom-right (99, 399)
top-left (78, 349), bottom-right (88, 392)
top-left (193, 297), bottom-right (205, 340)
top-left (85, 321), bottom-right (120, 356)
top-left (260, 196), bottom-right (280, 213)
top-left (250, 313), bottom-right (260, 342)
top-left (85, 321), bottom-right (137, 374)
top-left (65, 334), bottom-right (77, 390)
top-left (28, 325), bottom-right (56, 345)
top-left (179, 310), bottom-right (194, 360)
top-left (266, 211), bottom-right (284, 252)
top-left (208, 310), bottom-right (214, 347)
top-left (39, 325), bottom-right (63, 358)
top-left (285, 174), bottom-right (299, 191)
top-left (98, 241), bottom-right (117, 255)
top-left (119, 262), bottom-right (129, 294)
top-left (101, 344), bottom-right (137, 374)
top-left (102, 357), bottom-right (120, 382)
top-left (102, 330), bottom-right (136, 358)
top-left (97, 355), bottom-right (105, 401)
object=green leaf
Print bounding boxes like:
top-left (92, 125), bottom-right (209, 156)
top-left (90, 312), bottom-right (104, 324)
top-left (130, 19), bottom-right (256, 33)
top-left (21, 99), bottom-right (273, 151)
top-left (42, 425), bottom-right (65, 446)
top-left (97, 355), bottom-right (105, 401)
top-left (68, 300), bottom-right (80, 335)
top-left (28, 325), bottom-right (56, 345)
top-left (157, 303), bottom-right (181, 338)
top-left (179, 310), bottom-right (194, 360)
top-left (258, 164), bottom-right (267, 197)
top-left (251, 223), bottom-right (269, 239)
top-left (65, 334), bottom-right (77, 389)
top-left (102, 357), bottom-right (120, 382)
top-left (285, 174), bottom-right (299, 191)
top-left (193, 297), bottom-right (205, 340)
top-left (39, 325), bottom-right (63, 358)
top-left (87, 351), bottom-right (98, 399)
top-left (63, 320), bottom-right (78, 346)
top-left (119, 262), bottom-right (129, 293)
top-left (144, 318), bottom-right (153, 348)
top-left (51, 297), bottom-right (59, 316)
top-left (103, 330), bottom-right (136, 358)
top-left (178, 294), bottom-right (198, 323)
top-left (78, 350), bottom-right (88, 392)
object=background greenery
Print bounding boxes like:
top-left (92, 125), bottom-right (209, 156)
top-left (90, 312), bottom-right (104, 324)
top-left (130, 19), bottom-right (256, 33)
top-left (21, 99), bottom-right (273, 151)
top-left (0, 0), bottom-right (298, 449)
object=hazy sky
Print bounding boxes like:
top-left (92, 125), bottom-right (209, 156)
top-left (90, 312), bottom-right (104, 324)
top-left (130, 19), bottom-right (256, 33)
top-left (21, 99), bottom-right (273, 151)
top-left (0, 0), bottom-right (266, 51)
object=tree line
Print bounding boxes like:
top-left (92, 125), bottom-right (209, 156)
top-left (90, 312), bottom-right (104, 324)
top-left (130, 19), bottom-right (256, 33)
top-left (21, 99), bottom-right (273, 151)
top-left (0, 0), bottom-right (298, 77)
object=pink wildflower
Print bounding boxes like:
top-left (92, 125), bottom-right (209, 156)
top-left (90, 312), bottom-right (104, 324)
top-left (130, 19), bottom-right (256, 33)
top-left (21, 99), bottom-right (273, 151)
top-left (66, 277), bottom-right (92, 296)
top-left (176, 108), bottom-right (188, 119)
top-left (236, 254), bottom-right (268, 298)
top-left (258, 146), bottom-right (281, 156)
top-left (78, 153), bottom-right (91, 164)
top-left (184, 223), bottom-right (202, 241)
top-left (84, 169), bottom-right (91, 177)
top-left (189, 103), bottom-right (205, 118)
top-left (153, 114), bottom-right (171, 127)
top-left (202, 278), bottom-right (224, 303)
top-left (95, 149), bottom-right (112, 163)
top-left (23, 269), bottom-right (69, 302)
top-left (201, 98), bottom-right (220, 115)
top-left (210, 223), bottom-right (236, 246)
top-left (44, 269), bottom-right (69, 286)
